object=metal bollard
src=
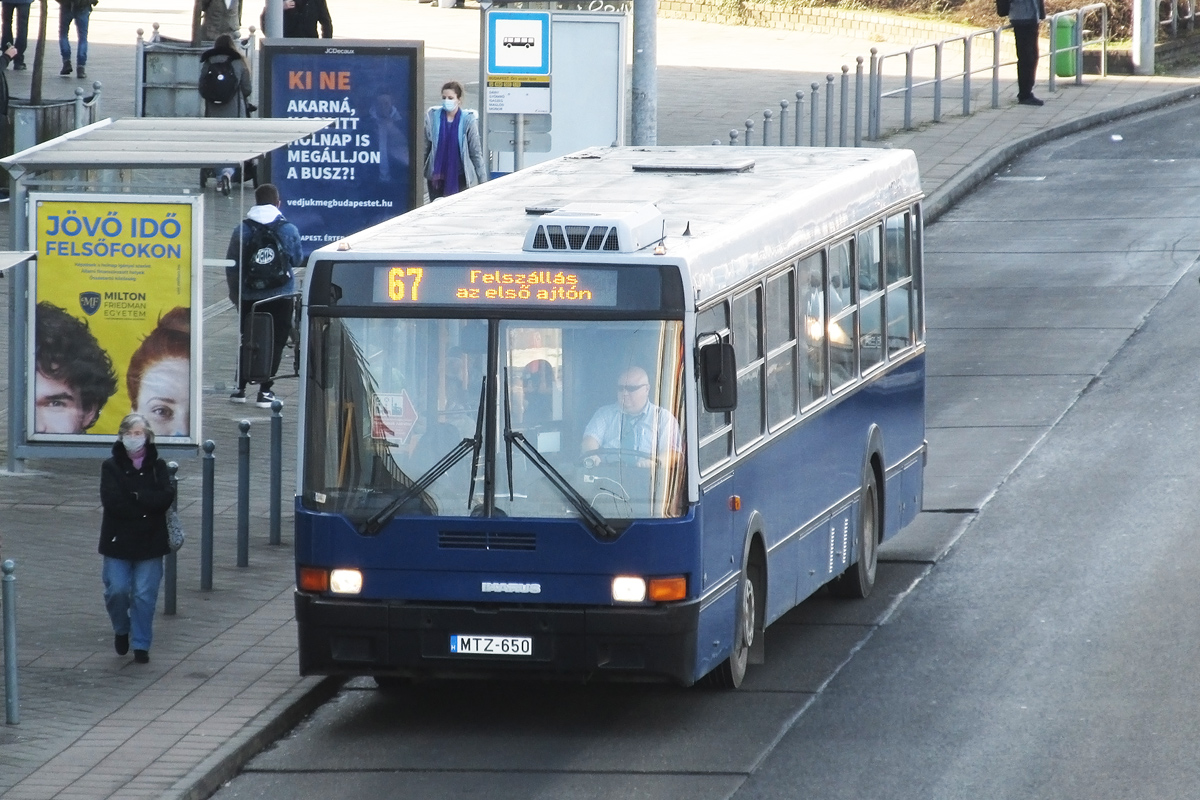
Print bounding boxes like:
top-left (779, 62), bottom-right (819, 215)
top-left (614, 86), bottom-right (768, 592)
top-left (201, 440), bottom-right (215, 590)
top-left (869, 47), bottom-right (880, 140)
top-left (3, 559), bottom-right (17, 725)
top-left (270, 400), bottom-right (283, 546)
top-left (779, 99), bottom-right (788, 146)
top-left (744, 118), bottom-right (753, 147)
top-left (933, 42), bottom-right (943, 123)
top-left (855, 57), bottom-right (864, 147)
top-left (839, 66), bottom-right (850, 146)
top-left (164, 462), bottom-right (179, 616)
top-left (729, 128), bottom-right (739, 146)
top-left (810, 82), bottom-right (820, 147)
top-left (825, 74), bottom-right (835, 146)
top-left (237, 420), bottom-right (250, 568)
top-left (794, 91), bottom-right (804, 147)
top-left (761, 109), bottom-right (771, 146)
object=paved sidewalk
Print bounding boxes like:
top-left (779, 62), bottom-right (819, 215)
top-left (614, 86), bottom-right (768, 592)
top-left (1, 2), bottom-right (1199, 798)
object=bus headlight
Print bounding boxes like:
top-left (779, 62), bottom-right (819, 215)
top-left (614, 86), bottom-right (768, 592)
top-left (329, 569), bottom-right (363, 595)
top-left (612, 576), bottom-right (647, 603)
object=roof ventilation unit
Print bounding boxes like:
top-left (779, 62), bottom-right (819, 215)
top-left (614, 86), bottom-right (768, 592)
top-left (523, 203), bottom-right (663, 254)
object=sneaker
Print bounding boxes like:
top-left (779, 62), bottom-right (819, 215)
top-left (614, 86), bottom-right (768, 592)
top-left (60, 60), bottom-right (71, 76)
top-left (114, 633), bottom-right (129, 656)
top-left (13, 62), bottom-right (25, 71)
top-left (1017, 95), bottom-right (1044, 106)
top-left (229, 388), bottom-right (247, 403)
top-left (133, 649), bottom-right (149, 664)
top-left (255, 390), bottom-right (278, 409)
top-left (76, 65), bottom-right (86, 79)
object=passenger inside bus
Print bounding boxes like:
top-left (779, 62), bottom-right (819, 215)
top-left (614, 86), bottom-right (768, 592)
top-left (581, 365), bottom-right (682, 468)
top-left (519, 358), bottom-right (555, 427)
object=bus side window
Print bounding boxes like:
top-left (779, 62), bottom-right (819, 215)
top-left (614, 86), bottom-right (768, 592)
top-left (858, 225), bottom-right (884, 373)
top-left (765, 269), bottom-right (797, 430)
top-left (828, 239), bottom-right (857, 390)
top-left (697, 303), bottom-right (732, 473)
top-left (797, 252), bottom-right (827, 407)
top-left (885, 211), bottom-right (914, 355)
top-left (732, 287), bottom-right (764, 451)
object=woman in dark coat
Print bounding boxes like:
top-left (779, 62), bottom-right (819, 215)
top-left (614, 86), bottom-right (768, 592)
top-left (99, 413), bottom-right (175, 664)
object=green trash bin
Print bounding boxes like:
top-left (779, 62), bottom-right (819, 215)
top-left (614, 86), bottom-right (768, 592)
top-left (1054, 16), bottom-right (1076, 78)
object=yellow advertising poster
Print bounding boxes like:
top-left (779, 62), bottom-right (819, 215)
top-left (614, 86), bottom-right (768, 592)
top-left (28, 194), bottom-right (202, 444)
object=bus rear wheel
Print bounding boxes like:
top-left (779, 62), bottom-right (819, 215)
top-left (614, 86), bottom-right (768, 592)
top-left (830, 466), bottom-right (879, 600)
top-left (705, 554), bottom-right (762, 689)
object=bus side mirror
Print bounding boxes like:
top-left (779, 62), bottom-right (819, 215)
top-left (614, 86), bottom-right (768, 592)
top-left (699, 342), bottom-right (737, 412)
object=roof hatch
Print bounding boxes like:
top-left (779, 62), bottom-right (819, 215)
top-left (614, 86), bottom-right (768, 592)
top-left (522, 202), bottom-right (663, 254)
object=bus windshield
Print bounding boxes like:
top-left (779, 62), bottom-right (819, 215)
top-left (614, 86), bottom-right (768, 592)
top-left (302, 316), bottom-right (687, 525)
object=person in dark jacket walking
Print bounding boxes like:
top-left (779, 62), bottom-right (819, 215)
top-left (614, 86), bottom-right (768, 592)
top-left (282, 0), bottom-right (331, 38)
top-left (1004, 0), bottom-right (1046, 105)
top-left (99, 413), bottom-right (175, 664)
top-left (2, 0), bottom-right (31, 69)
top-left (57, 0), bottom-right (94, 79)
top-left (225, 183), bottom-right (302, 407)
top-left (200, 33), bottom-right (253, 194)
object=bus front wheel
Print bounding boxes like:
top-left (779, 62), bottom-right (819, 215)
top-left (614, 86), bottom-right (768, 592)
top-left (705, 552), bottom-right (763, 689)
top-left (830, 465), bottom-right (879, 600)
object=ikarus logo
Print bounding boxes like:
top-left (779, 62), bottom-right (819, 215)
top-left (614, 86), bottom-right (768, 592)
top-left (481, 581), bottom-right (541, 594)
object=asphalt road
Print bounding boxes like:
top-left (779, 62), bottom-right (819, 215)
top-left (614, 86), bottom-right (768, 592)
top-left (209, 100), bottom-right (1200, 800)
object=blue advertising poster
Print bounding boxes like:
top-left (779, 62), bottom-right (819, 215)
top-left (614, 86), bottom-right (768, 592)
top-left (260, 40), bottom-right (424, 256)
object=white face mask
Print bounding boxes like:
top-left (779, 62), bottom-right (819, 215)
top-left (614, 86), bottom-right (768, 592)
top-left (442, 98), bottom-right (458, 112)
top-left (122, 434), bottom-right (146, 452)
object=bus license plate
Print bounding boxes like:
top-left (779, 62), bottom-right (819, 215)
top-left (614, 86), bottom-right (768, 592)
top-left (449, 634), bottom-right (533, 657)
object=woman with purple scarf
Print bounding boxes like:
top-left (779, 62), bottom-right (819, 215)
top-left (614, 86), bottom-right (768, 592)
top-left (423, 80), bottom-right (487, 200)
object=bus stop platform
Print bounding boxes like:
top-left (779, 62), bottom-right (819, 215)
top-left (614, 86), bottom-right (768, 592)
top-left (1, 1), bottom-right (1199, 796)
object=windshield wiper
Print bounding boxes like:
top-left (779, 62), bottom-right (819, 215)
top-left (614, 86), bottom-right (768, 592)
top-left (363, 379), bottom-right (486, 535)
top-left (502, 368), bottom-right (617, 540)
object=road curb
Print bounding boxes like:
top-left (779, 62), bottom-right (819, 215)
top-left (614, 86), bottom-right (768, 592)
top-left (924, 82), bottom-right (1200, 222)
top-left (170, 674), bottom-right (346, 800)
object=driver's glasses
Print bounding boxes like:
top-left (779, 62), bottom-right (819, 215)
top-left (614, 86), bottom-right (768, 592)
top-left (617, 383), bottom-right (647, 393)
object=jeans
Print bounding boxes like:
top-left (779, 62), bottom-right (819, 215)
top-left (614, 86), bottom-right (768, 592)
top-left (2, 2), bottom-right (30, 65)
top-left (102, 556), bottom-right (163, 651)
top-left (58, 4), bottom-right (89, 66)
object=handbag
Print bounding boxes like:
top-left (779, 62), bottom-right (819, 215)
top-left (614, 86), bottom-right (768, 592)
top-left (167, 508), bottom-right (186, 552)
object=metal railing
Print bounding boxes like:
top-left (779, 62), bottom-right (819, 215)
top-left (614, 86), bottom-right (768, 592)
top-left (717, 3), bottom-right (1108, 147)
top-left (1160, 0), bottom-right (1196, 38)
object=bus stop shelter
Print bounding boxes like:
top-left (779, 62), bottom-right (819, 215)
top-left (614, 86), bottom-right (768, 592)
top-left (0, 117), bottom-right (333, 471)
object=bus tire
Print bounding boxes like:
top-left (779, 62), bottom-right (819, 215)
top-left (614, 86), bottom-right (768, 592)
top-left (704, 549), bottom-right (763, 690)
top-left (830, 463), bottom-right (880, 600)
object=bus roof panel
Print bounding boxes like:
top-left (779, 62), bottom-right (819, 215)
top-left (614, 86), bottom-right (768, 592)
top-left (326, 146), bottom-right (922, 304)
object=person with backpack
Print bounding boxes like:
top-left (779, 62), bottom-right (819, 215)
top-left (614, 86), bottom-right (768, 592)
top-left (200, 33), bottom-right (253, 195)
top-left (225, 183), bottom-right (302, 408)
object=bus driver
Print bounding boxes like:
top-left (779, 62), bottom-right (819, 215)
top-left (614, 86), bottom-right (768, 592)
top-left (582, 366), bottom-right (681, 468)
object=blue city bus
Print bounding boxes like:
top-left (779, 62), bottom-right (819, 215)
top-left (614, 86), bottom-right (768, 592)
top-left (292, 146), bottom-right (925, 688)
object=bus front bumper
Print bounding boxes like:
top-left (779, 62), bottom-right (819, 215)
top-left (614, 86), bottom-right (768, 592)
top-left (295, 591), bottom-right (701, 686)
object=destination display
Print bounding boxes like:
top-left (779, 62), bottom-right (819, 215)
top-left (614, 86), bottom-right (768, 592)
top-left (370, 264), bottom-right (619, 307)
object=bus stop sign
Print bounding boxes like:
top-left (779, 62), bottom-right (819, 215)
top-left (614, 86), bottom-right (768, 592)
top-left (486, 11), bottom-right (551, 115)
